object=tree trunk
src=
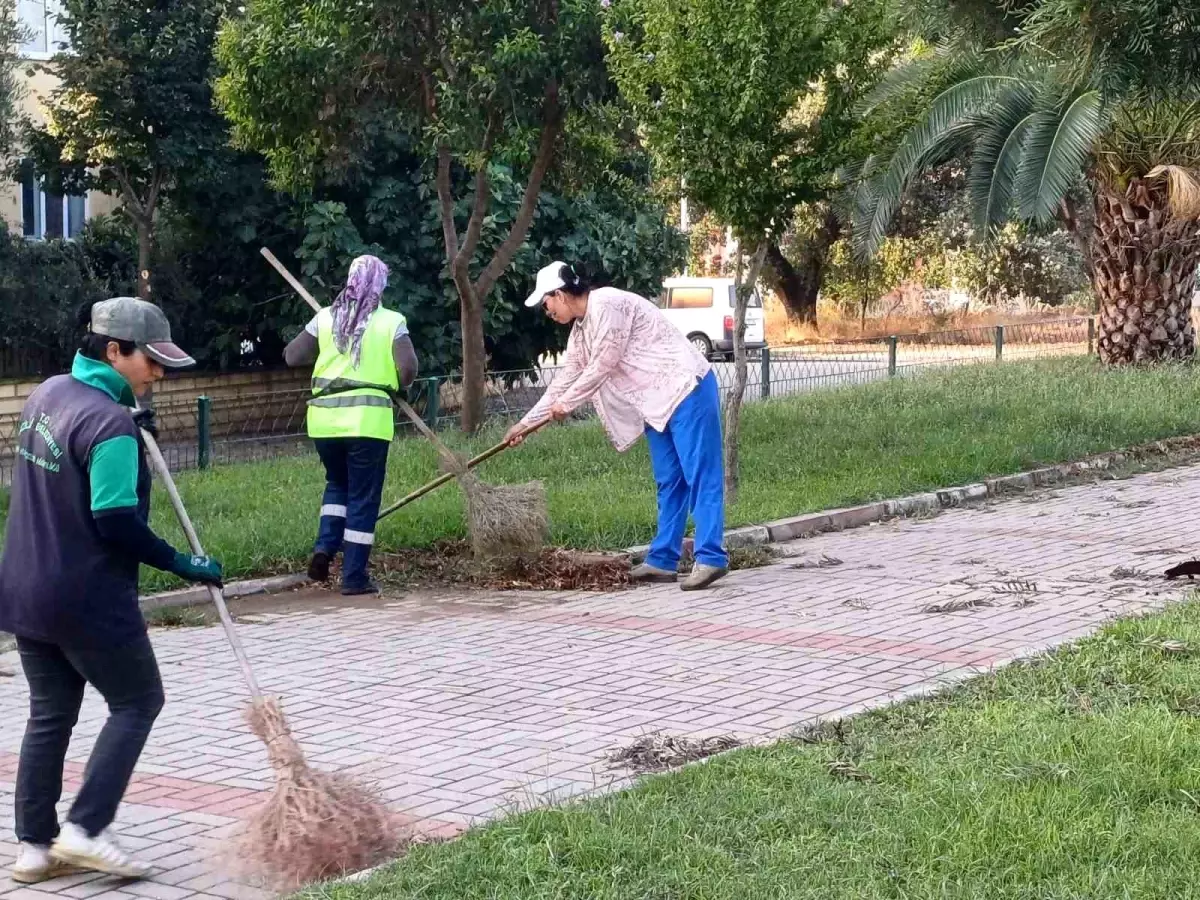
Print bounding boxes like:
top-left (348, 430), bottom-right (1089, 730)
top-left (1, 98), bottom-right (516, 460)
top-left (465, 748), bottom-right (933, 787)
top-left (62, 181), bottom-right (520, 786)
top-left (1093, 178), bottom-right (1200, 364)
top-left (723, 240), bottom-right (769, 504)
top-left (136, 219), bottom-right (153, 300)
top-left (762, 207), bottom-right (840, 325)
top-left (459, 287), bottom-right (487, 432)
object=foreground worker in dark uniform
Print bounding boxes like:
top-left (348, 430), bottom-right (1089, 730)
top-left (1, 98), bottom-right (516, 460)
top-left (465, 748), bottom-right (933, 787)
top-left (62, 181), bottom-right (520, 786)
top-left (284, 255), bottom-right (418, 595)
top-left (0, 298), bottom-right (223, 883)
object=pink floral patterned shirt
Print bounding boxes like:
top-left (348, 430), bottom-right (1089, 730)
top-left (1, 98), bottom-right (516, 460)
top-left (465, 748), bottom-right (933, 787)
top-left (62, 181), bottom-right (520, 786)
top-left (520, 287), bottom-right (712, 451)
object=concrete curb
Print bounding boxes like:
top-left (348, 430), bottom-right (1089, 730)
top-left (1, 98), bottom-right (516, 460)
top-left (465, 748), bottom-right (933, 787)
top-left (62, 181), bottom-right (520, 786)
top-left (141, 433), bottom-right (1200, 605)
top-left (626, 433), bottom-right (1200, 563)
top-left (139, 573), bottom-right (309, 612)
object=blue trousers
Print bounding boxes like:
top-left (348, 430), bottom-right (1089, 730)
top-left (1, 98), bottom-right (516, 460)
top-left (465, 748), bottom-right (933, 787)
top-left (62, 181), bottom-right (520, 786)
top-left (644, 371), bottom-right (728, 571)
top-left (313, 437), bottom-right (390, 589)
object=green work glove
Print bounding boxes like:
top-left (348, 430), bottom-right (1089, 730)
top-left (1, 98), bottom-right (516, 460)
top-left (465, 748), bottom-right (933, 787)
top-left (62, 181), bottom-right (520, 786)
top-left (170, 552), bottom-right (224, 586)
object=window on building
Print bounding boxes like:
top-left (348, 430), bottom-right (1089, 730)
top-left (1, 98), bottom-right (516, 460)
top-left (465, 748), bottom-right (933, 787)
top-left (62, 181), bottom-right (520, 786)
top-left (20, 166), bottom-right (87, 240)
top-left (17, 0), bottom-right (68, 58)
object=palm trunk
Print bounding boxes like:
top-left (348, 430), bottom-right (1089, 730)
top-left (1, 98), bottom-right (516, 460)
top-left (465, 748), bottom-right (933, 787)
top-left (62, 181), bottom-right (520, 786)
top-left (1093, 178), bottom-right (1200, 364)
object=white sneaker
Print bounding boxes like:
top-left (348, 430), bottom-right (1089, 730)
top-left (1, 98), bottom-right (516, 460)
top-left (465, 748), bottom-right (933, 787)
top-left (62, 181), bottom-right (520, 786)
top-left (11, 842), bottom-right (84, 884)
top-left (49, 823), bottom-right (154, 880)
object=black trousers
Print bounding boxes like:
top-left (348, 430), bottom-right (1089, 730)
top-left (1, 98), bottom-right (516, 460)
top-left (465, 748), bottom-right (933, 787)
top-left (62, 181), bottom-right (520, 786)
top-left (14, 632), bottom-right (164, 843)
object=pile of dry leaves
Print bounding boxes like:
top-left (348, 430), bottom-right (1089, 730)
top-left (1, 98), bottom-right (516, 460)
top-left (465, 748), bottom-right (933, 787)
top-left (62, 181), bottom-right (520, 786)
top-left (374, 541), bottom-right (632, 591)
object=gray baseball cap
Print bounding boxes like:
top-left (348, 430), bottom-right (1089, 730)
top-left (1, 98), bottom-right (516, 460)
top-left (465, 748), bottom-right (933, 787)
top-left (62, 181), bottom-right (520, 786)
top-left (90, 297), bottom-right (195, 369)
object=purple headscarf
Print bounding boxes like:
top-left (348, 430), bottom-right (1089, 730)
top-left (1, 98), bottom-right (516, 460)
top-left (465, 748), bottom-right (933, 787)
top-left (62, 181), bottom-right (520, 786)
top-left (332, 255), bottom-right (389, 367)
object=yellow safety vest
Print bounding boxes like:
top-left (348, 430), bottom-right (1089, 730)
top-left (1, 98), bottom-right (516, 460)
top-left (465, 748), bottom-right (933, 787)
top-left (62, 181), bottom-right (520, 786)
top-left (308, 306), bottom-right (406, 441)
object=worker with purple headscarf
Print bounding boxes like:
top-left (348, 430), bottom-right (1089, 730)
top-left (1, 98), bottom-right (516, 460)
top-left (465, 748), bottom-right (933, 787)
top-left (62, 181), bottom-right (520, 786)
top-left (284, 255), bottom-right (419, 594)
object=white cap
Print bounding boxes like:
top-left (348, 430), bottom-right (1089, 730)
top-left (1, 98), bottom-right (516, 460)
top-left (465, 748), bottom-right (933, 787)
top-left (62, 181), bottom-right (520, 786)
top-left (524, 261), bottom-right (571, 308)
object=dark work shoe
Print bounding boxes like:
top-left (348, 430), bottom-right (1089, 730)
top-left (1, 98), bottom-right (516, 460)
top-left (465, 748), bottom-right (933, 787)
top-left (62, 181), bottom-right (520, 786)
top-left (307, 551), bottom-right (331, 583)
top-left (341, 579), bottom-right (380, 597)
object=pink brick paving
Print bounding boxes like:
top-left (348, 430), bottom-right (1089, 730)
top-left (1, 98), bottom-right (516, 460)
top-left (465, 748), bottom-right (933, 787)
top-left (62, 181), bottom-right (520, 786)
top-left (2, 462), bottom-right (1197, 898)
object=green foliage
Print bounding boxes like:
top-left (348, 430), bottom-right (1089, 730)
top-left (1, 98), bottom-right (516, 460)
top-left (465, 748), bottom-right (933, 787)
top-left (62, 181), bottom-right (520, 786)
top-left (291, 158), bottom-right (686, 375)
top-left (0, 146), bottom-right (683, 377)
top-left (846, 0), bottom-right (1200, 259)
top-left (0, 219), bottom-right (107, 375)
top-left (26, 0), bottom-right (233, 298)
top-left (824, 190), bottom-right (1088, 312)
top-left (604, 0), bottom-right (828, 241)
top-left (0, 2), bottom-right (27, 168)
top-left (215, 0), bottom-right (609, 193)
top-left (31, 0), bottom-right (228, 198)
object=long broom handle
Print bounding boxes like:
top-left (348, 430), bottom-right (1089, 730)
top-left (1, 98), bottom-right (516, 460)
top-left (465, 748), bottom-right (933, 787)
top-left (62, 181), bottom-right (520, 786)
top-left (138, 422), bottom-right (264, 701)
top-left (375, 416), bottom-right (550, 522)
top-left (260, 247), bottom-right (553, 522)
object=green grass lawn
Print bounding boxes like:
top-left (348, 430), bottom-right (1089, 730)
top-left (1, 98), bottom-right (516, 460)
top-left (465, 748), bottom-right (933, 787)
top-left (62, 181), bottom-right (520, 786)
top-left (304, 600), bottom-right (1200, 900)
top-left (3, 356), bottom-right (1200, 593)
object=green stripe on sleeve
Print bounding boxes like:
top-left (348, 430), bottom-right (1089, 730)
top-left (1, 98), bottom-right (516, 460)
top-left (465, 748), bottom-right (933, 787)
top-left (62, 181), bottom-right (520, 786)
top-left (89, 435), bottom-right (140, 512)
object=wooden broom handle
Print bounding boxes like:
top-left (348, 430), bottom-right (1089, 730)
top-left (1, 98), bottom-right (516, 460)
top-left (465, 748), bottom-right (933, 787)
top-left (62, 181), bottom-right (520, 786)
top-left (262, 247), bottom-right (322, 314)
top-left (375, 417), bottom-right (551, 522)
top-left (138, 419), bottom-right (264, 701)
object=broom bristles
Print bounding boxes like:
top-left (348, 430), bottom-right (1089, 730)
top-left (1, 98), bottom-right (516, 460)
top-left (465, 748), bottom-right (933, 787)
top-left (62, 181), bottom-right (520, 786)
top-left (461, 474), bottom-right (549, 560)
top-left (435, 449), bottom-right (550, 561)
top-left (230, 697), bottom-right (408, 890)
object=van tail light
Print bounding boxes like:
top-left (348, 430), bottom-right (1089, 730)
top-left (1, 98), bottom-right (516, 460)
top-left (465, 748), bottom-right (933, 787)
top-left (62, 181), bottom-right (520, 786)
top-left (723, 315), bottom-right (734, 335)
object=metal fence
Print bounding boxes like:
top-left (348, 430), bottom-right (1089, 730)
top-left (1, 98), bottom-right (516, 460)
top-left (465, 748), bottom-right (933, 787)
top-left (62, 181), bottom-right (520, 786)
top-left (0, 316), bottom-right (1096, 481)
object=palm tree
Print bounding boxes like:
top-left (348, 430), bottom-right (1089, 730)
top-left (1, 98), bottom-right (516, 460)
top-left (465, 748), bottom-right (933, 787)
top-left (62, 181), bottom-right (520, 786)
top-left (848, 0), bottom-right (1200, 364)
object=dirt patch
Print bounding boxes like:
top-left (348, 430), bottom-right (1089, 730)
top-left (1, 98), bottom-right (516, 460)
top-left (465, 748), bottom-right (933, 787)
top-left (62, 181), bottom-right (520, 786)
top-left (607, 732), bottom-right (742, 774)
top-left (375, 541), bottom-right (633, 592)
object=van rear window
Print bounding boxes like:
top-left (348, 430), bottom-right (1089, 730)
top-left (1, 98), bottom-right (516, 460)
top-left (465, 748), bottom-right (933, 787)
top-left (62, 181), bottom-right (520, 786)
top-left (727, 286), bottom-right (763, 308)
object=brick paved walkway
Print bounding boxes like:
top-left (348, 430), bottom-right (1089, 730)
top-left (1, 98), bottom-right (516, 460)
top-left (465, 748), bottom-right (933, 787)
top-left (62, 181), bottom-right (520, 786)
top-left (2, 462), bottom-right (1196, 899)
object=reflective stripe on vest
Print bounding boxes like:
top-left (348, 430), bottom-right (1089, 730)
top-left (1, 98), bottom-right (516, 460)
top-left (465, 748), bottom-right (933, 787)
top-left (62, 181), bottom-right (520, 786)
top-left (308, 306), bottom-right (406, 440)
top-left (309, 394), bottom-right (393, 409)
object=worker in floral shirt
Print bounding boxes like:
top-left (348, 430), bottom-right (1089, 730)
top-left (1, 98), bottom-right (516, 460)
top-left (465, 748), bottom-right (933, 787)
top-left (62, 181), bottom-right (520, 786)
top-left (505, 262), bottom-right (728, 590)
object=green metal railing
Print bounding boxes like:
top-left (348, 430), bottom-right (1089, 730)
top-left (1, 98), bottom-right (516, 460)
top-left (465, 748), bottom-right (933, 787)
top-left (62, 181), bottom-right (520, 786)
top-left (5, 316), bottom-right (1099, 480)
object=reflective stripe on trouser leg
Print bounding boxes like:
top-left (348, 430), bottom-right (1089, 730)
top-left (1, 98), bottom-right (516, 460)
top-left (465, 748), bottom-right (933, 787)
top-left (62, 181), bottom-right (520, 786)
top-left (320, 504), bottom-right (348, 518)
top-left (341, 529), bottom-right (376, 590)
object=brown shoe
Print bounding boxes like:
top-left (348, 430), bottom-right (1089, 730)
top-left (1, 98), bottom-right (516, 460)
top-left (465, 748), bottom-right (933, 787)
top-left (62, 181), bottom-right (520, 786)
top-left (680, 564), bottom-right (728, 591)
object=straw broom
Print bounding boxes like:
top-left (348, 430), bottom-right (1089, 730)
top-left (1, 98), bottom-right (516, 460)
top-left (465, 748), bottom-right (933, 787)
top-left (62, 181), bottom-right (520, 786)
top-left (138, 427), bottom-right (404, 890)
top-left (261, 248), bottom-right (551, 561)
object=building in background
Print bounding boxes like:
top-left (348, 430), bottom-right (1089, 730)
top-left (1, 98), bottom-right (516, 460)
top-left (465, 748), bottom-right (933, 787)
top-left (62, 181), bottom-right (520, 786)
top-left (1, 0), bottom-right (118, 239)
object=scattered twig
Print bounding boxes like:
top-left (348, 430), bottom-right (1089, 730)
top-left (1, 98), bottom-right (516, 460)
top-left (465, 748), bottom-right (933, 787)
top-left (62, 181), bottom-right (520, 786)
top-left (827, 759), bottom-right (872, 782)
top-left (920, 596), bottom-right (993, 614)
top-left (607, 733), bottom-right (742, 775)
top-left (791, 554), bottom-right (844, 570)
top-left (1139, 636), bottom-right (1190, 655)
top-left (992, 580), bottom-right (1039, 595)
top-left (1111, 566), bottom-right (1155, 581)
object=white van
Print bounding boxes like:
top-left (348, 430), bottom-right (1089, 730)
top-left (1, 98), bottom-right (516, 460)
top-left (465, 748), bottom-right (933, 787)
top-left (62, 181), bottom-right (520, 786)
top-left (656, 276), bottom-right (766, 361)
